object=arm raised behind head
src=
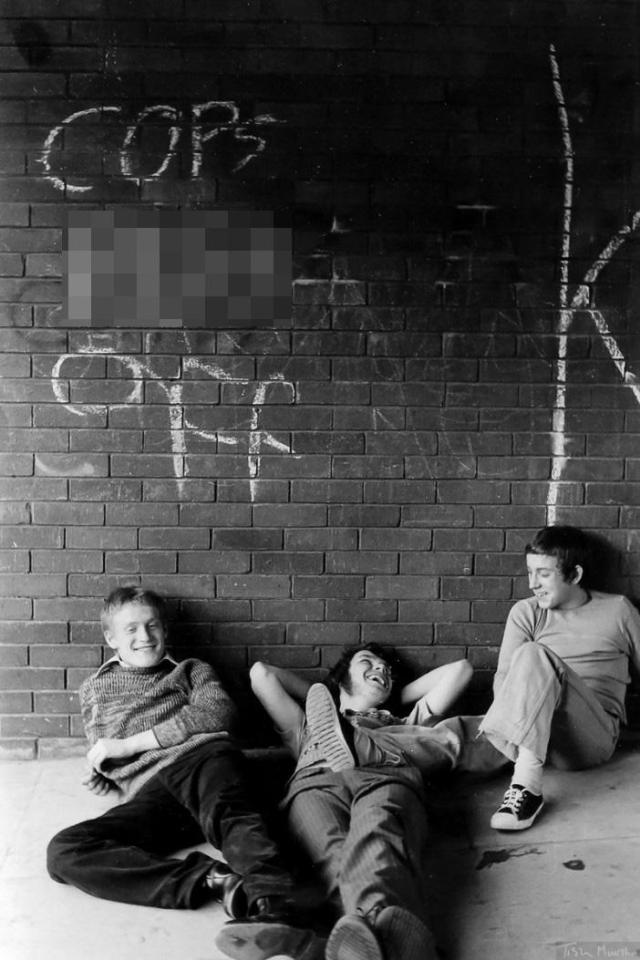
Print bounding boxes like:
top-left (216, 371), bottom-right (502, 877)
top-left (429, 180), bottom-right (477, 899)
top-left (249, 661), bottom-right (309, 750)
top-left (399, 658), bottom-right (473, 714)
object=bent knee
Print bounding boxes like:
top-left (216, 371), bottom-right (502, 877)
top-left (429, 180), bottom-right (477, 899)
top-left (46, 828), bottom-right (72, 880)
top-left (46, 822), bottom-right (92, 880)
top-left (453, 657), bottom-right (473, 685)
top-left (510, 642), bottom-right (555, 670)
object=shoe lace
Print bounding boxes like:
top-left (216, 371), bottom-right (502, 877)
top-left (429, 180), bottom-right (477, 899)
top-left (502, 784), bottom-right (526, 812)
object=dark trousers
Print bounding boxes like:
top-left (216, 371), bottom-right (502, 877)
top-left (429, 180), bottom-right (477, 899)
top-left (47, 740), bottom-right (292, 909)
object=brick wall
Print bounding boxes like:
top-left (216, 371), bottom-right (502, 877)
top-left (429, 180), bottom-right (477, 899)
top-left (1, 0), bottom-right (640, 757)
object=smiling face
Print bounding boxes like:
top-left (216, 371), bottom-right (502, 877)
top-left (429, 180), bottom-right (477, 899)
top-left (526, 552), bottom-right (586, 611)
top-left (103, 600), bottom-right (167, 669)
top-left (340, 649), bottom-right (393, 711)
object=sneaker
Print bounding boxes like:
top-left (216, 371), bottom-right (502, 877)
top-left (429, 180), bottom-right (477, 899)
top-left (490, 783), bottom-right (544, 831)
top-left (374, 906), bottom-right (437, 960)
top-left (305, 683), bottom-right (355, 772)
top-left (325, 914), bottom-right (384, 960)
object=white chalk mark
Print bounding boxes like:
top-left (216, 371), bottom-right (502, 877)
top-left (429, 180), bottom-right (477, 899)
top-left (183, 356), bottom-right (236, 380)
top-left (51, 354), bottom-right (104, 415)
top-left (51, 348), bottom-right (298, 500)
top-left (191, 101), bottom-right (239, 178)
top-left (39, 106), bottom-right (122, 193)
top-left (247, 377), bottom-right (296, 501)
top-left (41, 101), bottom-right (284, 191)
top-left (232, 127), bottom-right (266, 172)
top-left (372, 408), bottom-right (398, 430)
top-left (120, 105), bottom-right (181, 180)
top-left (547, 44), bottom-right (640, 523)
top-left (167, 384), bottom-right (186, 490)
top-left (330, 216), bottom-right (351, 234)
top-left (548, 44), bottom-right (575, 522)
top-left (248, 381), bottom-right (267, 501)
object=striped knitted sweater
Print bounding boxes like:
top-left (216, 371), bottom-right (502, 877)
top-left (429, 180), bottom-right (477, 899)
top-left (80, 656), bottom-right (237, 799)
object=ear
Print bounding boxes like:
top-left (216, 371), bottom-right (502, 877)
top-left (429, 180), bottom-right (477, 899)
top-left (103, 629), bottom-right (117, 650)
top-left (570, 564), bottom-right (584, 585)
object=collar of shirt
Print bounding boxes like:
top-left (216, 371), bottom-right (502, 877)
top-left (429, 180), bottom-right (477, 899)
top-left (94, 653), bottom-right (178, 677)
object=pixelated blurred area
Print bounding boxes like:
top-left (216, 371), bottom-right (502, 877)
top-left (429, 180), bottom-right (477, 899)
top-left (63, 209), bottom-right (291, 328)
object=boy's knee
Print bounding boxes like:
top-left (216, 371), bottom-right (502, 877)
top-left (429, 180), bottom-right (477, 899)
top-left (454, 658), bottom-right (473, 684)
top-left (510, 643), bottom-right (555, 673)
top-left (46, 827), bottom-right (74, 880)
top-left (46, 821), bottom-right (92, 880)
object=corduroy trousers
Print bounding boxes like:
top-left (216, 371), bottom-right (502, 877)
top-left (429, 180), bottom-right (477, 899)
top-left (287, 765), bottom-right (431, 926)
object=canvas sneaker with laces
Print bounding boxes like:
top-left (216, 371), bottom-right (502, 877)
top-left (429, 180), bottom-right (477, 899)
top-left (490, 783), bottom-right (544, 831)
top-left (305, 683), bottom-right (356, 772)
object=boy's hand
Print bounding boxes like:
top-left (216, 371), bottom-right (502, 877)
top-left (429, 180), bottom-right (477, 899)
top-left (82, 767), bottom-right (114, 796)
top-left (87, 730), bottom-right (159, 773)
top-left (87, 736), bottom-right (137, 772)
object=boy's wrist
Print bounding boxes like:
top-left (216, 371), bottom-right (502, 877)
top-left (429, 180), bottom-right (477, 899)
top-left (126, 729), bottom-right (160, 753)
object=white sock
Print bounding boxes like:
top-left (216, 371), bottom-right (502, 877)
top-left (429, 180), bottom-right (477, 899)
top-left (512, 746), bottom-right (544, 795)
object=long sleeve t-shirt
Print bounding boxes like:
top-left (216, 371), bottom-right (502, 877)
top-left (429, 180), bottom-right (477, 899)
top-left (494, 591), bottom-right (640, 722)
top-left (80, 656), bottom-right (237, 798)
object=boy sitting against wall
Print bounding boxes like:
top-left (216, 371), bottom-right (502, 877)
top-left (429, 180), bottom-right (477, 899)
top-left (479, 524), bottom-right (640, 831)
top-left (46, 586), bottom-right (323, 960)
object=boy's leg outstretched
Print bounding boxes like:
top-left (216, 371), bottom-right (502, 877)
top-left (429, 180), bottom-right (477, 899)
top-left (48, 741), bottom-right (296, 913)
top-left (288, 767), bottom-right (437, 960)
top-left (47, 772), bottom-right (224, 909)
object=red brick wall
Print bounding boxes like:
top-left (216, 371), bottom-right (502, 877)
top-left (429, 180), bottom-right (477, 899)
top-left (1, 0), bottom-right (640, 756)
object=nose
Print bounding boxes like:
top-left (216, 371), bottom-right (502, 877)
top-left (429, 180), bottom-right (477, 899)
top-left (529, 572), bottom-right (539, 589)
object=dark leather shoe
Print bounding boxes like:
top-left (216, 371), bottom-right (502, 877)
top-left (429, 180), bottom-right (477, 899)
top-left (248, 894), bottom-right (296, 924)
top-left (205, 860), bottom-right (247, 919)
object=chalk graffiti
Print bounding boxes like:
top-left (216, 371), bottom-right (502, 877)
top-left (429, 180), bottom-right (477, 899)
top-left (39, 101), bottom-right (283, 193)
top-left (547, 44), bottom-right (640, 523)
top-left (51, 337), bottom-right (297, 500)
top-left (37, 45), bottom-right (640, 519)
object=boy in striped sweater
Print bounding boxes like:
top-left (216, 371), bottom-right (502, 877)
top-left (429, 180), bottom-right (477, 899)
top-left (47, 586), bottom-right (322, 960)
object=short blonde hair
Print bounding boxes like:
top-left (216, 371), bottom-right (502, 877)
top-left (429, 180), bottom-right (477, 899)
top-left (100, 586), bottom-right (165, 633)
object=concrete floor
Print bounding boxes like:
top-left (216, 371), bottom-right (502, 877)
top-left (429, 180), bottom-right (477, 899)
top-left (2, 742), bottom-right (640, 960)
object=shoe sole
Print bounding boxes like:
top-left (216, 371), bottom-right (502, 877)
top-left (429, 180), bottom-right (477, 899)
top-left (490, 800), bottom-right (544, 831)
top-left (215, 921), bottom-right (324, 960)
top-left (306, 684), bottom-right (355, 772)
top-left (325, 914), bottom-right (384, 960)
top-left (374, 906), bottom-right (437, 960)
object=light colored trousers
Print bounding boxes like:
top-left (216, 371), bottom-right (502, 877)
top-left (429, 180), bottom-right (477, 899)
top-left (478, 642), bottom-right (619, 769)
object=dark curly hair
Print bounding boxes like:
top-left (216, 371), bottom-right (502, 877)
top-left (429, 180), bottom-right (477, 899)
top-left (325, 643), bottom-right (402, 709)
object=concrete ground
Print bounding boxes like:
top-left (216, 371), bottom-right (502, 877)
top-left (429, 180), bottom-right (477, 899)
top-left (2, 742), bottom-right (640, 960)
